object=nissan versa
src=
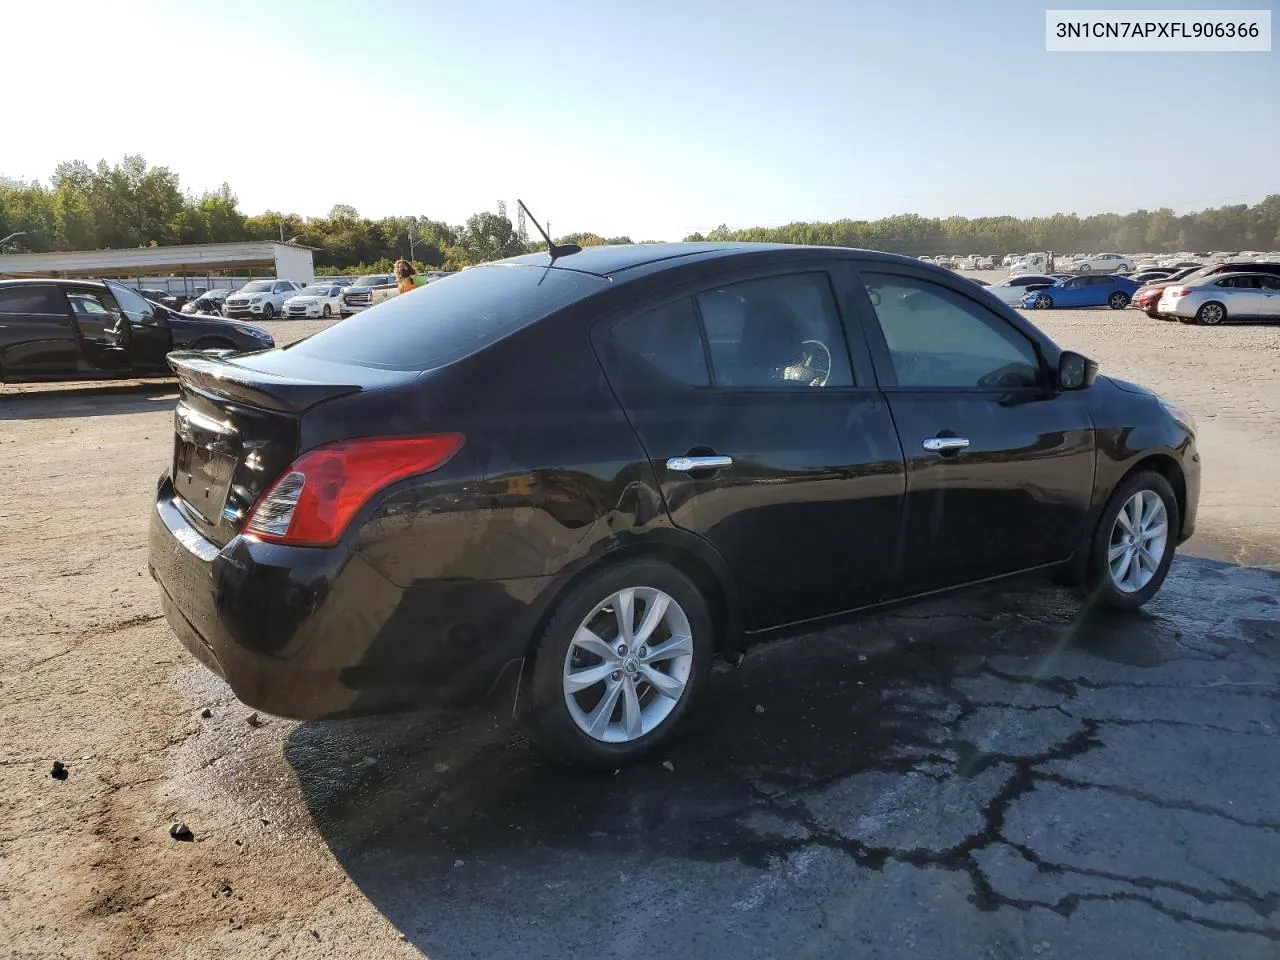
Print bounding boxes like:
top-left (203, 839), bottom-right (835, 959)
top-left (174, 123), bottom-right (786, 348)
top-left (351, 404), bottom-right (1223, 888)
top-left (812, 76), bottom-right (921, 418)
top-left (149, 243), bottom-right (1200, 768)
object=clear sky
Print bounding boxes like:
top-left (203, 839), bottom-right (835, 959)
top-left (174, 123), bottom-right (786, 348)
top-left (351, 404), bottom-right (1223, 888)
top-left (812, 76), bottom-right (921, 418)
top-left (6, 0), bottom-right (1277, 239)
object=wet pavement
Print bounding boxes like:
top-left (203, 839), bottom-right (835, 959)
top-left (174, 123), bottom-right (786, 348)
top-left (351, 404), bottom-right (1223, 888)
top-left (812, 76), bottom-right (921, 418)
top-left (269, 553), bottom-right (1280, 959)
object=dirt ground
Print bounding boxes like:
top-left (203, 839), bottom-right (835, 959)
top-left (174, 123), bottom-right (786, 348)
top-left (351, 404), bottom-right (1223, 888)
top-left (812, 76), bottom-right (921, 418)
top-left (2, 301), bottom-right (1278, 959)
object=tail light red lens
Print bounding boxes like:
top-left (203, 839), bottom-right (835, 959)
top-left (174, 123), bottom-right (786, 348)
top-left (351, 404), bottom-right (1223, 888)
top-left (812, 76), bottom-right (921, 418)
top-left (1167, 287), bottom-right (1190, 298)
top-left (245, 434), bottom-right (464, 547)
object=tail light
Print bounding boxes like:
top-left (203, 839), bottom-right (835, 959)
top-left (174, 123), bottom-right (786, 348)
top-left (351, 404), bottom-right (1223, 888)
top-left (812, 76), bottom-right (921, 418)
top-left (1166, 287), bottom-right (1190, 298)
top-left (245, 434), bottom-right (464, 547)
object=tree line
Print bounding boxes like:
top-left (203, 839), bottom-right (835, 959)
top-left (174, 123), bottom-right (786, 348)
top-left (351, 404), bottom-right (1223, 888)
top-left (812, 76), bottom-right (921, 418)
top-left (2, 156), bottom-right (1277, 275)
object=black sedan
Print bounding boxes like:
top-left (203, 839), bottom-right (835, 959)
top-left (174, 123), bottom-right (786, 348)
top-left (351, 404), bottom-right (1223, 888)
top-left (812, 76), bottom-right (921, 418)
top-left (148, 243), bottom-right (1200, 768)
top-left (0, 278), bottom-right (274, 383)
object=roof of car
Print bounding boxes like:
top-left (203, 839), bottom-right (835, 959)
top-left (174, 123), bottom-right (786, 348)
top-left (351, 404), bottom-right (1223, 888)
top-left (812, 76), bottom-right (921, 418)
top-left (497, 241), bottom-right (924, 278)
top-left (0, 277), bottom-right (112, 289)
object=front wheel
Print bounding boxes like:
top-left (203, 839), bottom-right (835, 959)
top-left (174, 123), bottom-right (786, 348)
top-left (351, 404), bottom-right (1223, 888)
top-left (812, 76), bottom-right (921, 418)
top-left (322, 304), bottom-right (331, 318)
top-left (1033, 293), bottom-right (1054, 309)
top-left (1084, 470), bottom-right (1179, 611)
top-left (1108, 292), bottom-right (1130, 309)
top-left (525, 560), bottom-right (713, 769)
top-left (261, 303), bottom-right (275, 321)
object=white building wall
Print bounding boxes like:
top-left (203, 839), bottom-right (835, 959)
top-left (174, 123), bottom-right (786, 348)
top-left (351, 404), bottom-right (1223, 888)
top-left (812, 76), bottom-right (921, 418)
top-left (273, 244), bottom-right (314, 284)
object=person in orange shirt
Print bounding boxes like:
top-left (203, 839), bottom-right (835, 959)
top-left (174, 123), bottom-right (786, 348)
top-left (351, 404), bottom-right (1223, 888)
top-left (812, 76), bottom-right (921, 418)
top-left (394, 259), bottom-right (418, 295)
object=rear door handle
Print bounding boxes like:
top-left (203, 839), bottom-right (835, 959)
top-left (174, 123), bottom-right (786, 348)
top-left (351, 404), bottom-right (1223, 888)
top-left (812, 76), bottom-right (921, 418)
top-left (666, 455), bottom-right (733, 473)
top-left (922, 437), bottom-right (970, 452)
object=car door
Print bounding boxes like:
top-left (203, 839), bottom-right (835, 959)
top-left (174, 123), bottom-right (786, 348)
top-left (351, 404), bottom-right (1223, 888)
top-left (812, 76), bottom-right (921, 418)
top-left (853, 266), bottom-right (1096, 593)
top-left (1257, 276), bottom-right (1280, 318)
top-left (104, 280), bottom-right (172, 371)
top-left (64, 288), bottom-right (131, 372)
top-left (594, 263), bottom-right (907, 630)
top-left (0, 284), bottom-right (79, 379)
top-left (1224, 275), bottom-right (1264, 317)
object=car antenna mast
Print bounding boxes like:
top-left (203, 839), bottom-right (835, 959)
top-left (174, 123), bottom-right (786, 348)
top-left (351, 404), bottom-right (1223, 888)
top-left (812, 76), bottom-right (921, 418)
top-left (517, 200), bottom-right (581, 263)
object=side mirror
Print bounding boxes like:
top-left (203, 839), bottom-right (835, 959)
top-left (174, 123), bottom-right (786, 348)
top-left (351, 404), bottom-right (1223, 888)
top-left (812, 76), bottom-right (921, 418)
top-left (1057, 350), bottom-right (1097, 391)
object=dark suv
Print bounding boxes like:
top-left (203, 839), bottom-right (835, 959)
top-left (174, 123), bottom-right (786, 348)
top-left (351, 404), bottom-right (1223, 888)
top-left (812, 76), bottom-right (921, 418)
top-left (0, 278), bottom-right (274, 383)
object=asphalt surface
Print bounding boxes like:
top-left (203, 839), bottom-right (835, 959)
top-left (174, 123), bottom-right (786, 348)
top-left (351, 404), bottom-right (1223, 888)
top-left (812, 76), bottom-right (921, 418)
top-left (271, 557), bottom-right (1280, 959)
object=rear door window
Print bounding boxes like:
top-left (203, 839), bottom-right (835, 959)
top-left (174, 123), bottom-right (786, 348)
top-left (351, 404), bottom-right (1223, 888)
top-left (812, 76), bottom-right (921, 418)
top-left (601, 298), bottom-right (710, 391)
top-left (0, 286), bottom-right (66, 315)
top-left (696, 273), bottom-right (853, 388)
top-left (290, 264), bottom-right (604, 370)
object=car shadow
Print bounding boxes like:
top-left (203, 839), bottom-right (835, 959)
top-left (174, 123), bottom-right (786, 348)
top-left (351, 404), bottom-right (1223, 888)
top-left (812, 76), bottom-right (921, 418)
top-left (0, 381), bottom-right (177, 420)
top-left (283, 554), bottom-right (1280, 958)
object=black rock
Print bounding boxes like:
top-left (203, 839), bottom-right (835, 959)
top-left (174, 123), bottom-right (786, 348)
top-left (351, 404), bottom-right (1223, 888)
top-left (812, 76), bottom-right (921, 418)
top-left (246, 712), bottom-right (263, 727)
top-left (50, 761), bottom-right (68, 781)
top-left (169, 822), bottom-right (194, 841)
top-left (200, 708), bottom-right (213, 719)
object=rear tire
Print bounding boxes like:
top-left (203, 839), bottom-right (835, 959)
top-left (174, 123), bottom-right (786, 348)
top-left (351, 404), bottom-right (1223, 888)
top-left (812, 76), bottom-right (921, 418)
top-left (1079, 264), bottom-right (1092, 274)
top-left (1195, 301), bottom-right (1226, 325)
top-left (1083, 470), bottom-right (1179, 611)
top-left (1107, 292), bottom-right (1130, 309)
top-left (525, 559), bottom-right (714, 769)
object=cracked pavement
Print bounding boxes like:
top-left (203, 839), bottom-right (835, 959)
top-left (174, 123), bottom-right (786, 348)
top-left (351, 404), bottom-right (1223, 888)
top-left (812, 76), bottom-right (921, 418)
top-left (2, 310), bottom-right (1280, 959)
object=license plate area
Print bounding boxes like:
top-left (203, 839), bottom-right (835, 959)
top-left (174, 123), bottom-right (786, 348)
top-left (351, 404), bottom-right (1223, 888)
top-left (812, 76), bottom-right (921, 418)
top-left (173, 438), bottom-right (236, 523)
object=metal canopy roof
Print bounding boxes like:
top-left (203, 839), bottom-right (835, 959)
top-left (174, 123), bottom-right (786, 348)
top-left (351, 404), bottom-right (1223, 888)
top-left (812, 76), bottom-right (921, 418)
top-left (0, 241), bottom-right (317, 278)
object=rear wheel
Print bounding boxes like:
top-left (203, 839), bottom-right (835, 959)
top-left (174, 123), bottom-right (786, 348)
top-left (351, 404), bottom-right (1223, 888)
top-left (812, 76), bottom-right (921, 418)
top-left (1084, 470), bottom-right (1178, 611)
top-left (1108, 291), bottom-right (1130, 309)
top-left (1196, 301), bottom-right (1226, 325)
top-left (526, 559), bottom-right (713, 769)
top-left (1079, 264), bottom-right (1092, 274)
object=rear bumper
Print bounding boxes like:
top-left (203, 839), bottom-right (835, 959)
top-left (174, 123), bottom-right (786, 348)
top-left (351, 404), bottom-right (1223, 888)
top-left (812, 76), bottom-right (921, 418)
top-left (149, 476), bottom-right (548, 720)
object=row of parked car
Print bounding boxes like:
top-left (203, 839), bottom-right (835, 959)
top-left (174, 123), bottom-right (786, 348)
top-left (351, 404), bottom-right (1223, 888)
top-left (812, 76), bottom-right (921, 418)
top-left (169, 274), bottom-right (407, 320)
top-left (972, 260), bottom-right (1280, 323)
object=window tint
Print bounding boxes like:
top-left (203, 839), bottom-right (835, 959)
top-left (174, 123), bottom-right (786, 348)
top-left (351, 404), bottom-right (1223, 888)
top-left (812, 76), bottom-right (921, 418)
top-left (604, 298), bottom-right (709, 388)
top-left (696, 273), bottom-right (853, 388)
top-left (67, 292), bottom-right (112, 316)
top-left (862, 273), bottom-right (1042, 390)
top-left (1259, 276), bottom-right (1280, 290)
top-left (290, 264), bottom-right (601, 370)
top-left (0, 286), bottom-right (65, 315)
top-left (105, 281), bottom-right (159, 325)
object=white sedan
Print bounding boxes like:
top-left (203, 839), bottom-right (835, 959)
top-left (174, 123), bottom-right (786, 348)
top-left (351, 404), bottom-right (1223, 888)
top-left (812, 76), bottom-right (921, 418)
top-left (1073, 253), bottom-right (1135, 274)
top-left (283, 282), bottom-right (346, 319)
top-left (985, 274), bottom-right (1061, 304)
top-left (1157, 272), bottom-right (1280, 324)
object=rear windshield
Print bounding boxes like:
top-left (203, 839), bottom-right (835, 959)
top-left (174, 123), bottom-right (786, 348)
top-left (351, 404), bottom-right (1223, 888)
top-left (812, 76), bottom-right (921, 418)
top-left (288, 264), bottom-right (602, 370)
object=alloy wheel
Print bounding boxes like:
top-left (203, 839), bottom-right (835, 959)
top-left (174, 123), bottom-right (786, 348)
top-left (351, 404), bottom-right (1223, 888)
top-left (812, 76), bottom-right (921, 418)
top-left (1035, 294), bottom-right (1053, 309)
top-left (562, 586), bottom-right (694, 743)
top-left (1199, 302), bottom-right (1225, 325)
top-left (1108, 490), bottom-right (1169, 593)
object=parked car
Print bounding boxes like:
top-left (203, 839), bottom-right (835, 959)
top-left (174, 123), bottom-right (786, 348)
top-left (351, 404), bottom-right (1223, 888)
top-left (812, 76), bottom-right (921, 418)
top-left (340, 274), bottom-right (397, 315)
top-left (148, 243), bottom-right (1200, 768)
top-left (1130, 268), bottom-right (1177, 286)
top-left (0, 278), bottom-right (273, 383)
top-left (1072, 253), bottom-right (1135, 274)
top-left (283, 282), bottom-right (345, 319)
top-left (1157, 272), bottom-right (1280, 325)
top-left (181, 289), bottom-right (232, 315)
top-left (223, 279), bottom-right (305, 320)
top-left (976, 256), bottom-right (996, 269)
top-left (1021, 274), bottom-right (1140, 310)
top-left (985, 274), bottom-right (1061, 304)
top-left (1133, 262), bottom-right (1280, 319)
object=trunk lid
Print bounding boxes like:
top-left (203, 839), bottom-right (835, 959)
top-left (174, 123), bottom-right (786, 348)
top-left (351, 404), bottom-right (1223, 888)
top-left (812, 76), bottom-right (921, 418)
top-left (166, 350), bottom-right (417, 547)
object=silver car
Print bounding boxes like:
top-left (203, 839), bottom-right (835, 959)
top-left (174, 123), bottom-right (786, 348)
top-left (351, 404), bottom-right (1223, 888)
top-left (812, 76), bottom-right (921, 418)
top-left (1157, 272), bottom-right (1280, 325)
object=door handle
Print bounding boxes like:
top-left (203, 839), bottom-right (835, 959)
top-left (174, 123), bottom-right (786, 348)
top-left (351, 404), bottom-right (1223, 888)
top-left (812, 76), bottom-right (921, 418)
top-left (922, 436), bottom-right (970, 453)
top-left (666, 455), bottom-right (733, 473)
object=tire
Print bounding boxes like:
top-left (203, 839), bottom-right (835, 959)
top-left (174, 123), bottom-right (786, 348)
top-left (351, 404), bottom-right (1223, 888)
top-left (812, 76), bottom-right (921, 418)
top-left (1033, 293), bottom-right (1054, 309)
top-left (261, 303), bottom-right (275, 321)
top-left (322, 304), bottom-right (331, 318)
top-left (1079, 264), bottom-right (1092, 274)
top-left (1144, 306), bottom-right (1161, 319)
top-left (1108, 292), bottom-right (1130, 309)
top-left (1195, 301), bottom-right (1226, 325)
top-left (1083, 470), bottom-right (1179, 611)
top-left (1116, 264), bottom-right (1132, 274)
top-left (525, 559), bottom-right (714, 769)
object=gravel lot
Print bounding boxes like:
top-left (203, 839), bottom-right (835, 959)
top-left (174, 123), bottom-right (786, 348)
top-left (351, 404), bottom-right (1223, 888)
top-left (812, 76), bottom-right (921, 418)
top-left (2, 297), bottom-right (1279, 959)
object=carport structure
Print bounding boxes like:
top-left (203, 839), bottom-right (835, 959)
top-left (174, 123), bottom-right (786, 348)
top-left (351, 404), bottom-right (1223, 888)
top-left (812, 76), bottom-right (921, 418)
top-left (0, 241), bottom-right (316, 292)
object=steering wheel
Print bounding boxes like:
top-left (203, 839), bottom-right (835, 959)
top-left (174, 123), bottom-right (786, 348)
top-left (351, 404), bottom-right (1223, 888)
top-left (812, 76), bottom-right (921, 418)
top-left (785, 339), bottom-right (833, 387)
